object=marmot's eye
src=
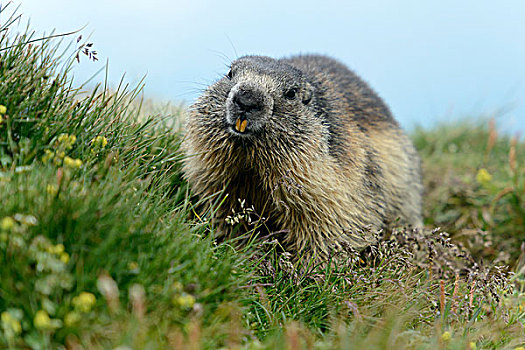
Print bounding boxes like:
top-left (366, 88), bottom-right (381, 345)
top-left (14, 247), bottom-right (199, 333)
top-left (227, 69), bottom-right (233, 79)
top-left (284, 88), bottom-right (297, 100)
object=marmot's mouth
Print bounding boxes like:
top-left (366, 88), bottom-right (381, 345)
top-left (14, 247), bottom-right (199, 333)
top-left (234, 118), bottom-right (248, 133)
top-left (226, 112), bottom-right (265, 137)
top-left (229, 124), bottom-right (252, 137)
top-left (229, 116), bottom-right (255, 137)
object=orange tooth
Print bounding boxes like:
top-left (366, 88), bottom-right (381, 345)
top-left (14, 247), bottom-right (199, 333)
top-left (240, 119), bottom-right (247, 133)
top-left (235, 118), bottom-right (241, 132)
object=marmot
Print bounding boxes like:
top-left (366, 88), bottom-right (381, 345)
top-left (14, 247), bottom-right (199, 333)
top-left (182, 54), bottom-right (423, 261)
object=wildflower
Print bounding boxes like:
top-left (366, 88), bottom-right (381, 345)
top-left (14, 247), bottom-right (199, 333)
top-left (91, 135), bottom-right (108, 148)
top-left (57, 134), bottom-right (68, 143)
top-left (60, 252), bottom-right (70, 264)
top-left (72, 292), bottom-right (96, 313)
top-left (515, 347), bottom-right (525, 350)
top-left (1, 311), bottom-right (22, 335)
top-left (128, 261), bottom-right (139, 271)
top-left (173, 293), bottom-right (195, 309)
top-left (476, 168), bottom-right (492, 186)
top-left (46, 184), bottom-right (58, 196)
top-left (441, 331), bottom-right (451, 341)
top-left (42, 150), bottom-right (55, 164)
top-left (13, 214), bottom-right (37, 226)
top-left (58, 134), bottom-right (76, 149)
top-left (33, 310), bottom-right (51, 330)
top-left (46, 243), bottom-right (65, 255)
top-left (64, 311), bottom-right (81, 326)
top-left (63, 156), bottom-right (82, 169)
top-left (14, 213), bottom-right (38, 226)
top-left (91, 136), bottom-right (109, 155)
top-left (0, 105), bottom-right (5, 126)
top-left (469, 342), bottom-right (477, 350)
top-left (1, 217), bottom-right (16, 231)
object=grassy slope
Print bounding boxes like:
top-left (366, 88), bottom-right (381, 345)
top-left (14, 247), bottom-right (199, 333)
top-left (1, 11), bottom-right (524, 350)
top-left (414, 122), bottom-right (525, 263)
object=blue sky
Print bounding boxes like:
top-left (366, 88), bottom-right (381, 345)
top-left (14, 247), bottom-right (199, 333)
top-left (9, 0), bottom-right (525, 132)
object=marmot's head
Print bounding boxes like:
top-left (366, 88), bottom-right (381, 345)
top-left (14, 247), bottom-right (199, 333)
top-left (190, 56), bottom-right (326, 161)
top-left (224, 56), bottom-right (314, 136)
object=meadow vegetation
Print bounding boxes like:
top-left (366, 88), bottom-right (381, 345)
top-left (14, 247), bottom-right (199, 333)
top-left (1, 7), bottom-right (524, 349)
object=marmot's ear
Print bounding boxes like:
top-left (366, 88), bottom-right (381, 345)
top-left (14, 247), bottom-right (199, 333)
top-left (302, 82), bottom-right (313, 105)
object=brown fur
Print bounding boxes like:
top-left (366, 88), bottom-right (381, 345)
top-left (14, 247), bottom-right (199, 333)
top-left (182, 54), bottom-right (423, 261)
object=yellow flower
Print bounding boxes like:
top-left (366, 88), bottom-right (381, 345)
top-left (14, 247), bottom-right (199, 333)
top-left (60, 252), bottom-right (70, 264)
top-left (441, 331), bottom-right (451, 341)
top-left (63, 156), bottom-right (82, 168)
top-left (469, 341), bottom-right (477, 350)
top-left (91, 136), bottom-right (108, 148)
top-left (33, 310), bottom-right (51, 330)
top-left (0, 217), bottom-right (16, 231)
top-left (58, 134), bottom-right (77, 149)
top-left (0, 105), bottom-right (7, 114)
top-left (46, 243), bottom-right (65, 255)
top-left (514, 347), bottom-right (525, 350)
top-left (72, 292), bottom-right (96, 313)
top-left (173, 293), bottom-right (195, 309)
top-left (64, 311), bottom-right (81, 326)
top-left (128, 261), bottom-right (139, 270)
top-left (1, 311), bottom-right (22, 334)
top-left (57, 134), bottom-right (68, 143)
top-left (46, 184), bottom-right (58, 196)
top-left (63, 156), bottom-right (74, 167)
top-left (476, 168), bottom-right (492, 186)
top-left (42, 150), bottom-right (54, 164)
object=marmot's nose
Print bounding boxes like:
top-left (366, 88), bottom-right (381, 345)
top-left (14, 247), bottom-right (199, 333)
top-left (232, 89), bottom-right (263, 113)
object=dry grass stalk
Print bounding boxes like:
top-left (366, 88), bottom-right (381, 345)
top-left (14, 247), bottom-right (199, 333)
top-left (440, 279), bottom-right (446, 316)
top-left (451, 273), bottom-right (460, 314)
top-left (286, 322), bottom-right (301, 350)
top-left (509, 136), bottom-right (517, 172)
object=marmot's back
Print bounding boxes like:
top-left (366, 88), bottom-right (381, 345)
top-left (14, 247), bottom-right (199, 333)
top-left (284, 55), bottom-right (395, 125)
top-left (182, 54), bottom-right (423, 261)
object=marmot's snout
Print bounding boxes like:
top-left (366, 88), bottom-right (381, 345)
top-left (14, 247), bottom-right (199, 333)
top-left (226, 83), bottom-right (272, 135)
top-left (233, 89), bottom-right (263, 113)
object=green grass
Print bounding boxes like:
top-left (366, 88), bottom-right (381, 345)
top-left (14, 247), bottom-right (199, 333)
top-left (1, 8), bottom-right (524, 349)
top-left (414, 120), bottom-right (525, 263)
